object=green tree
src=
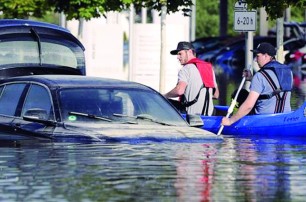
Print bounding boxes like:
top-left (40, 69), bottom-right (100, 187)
top-left (1, 0), bottom-right (305, 38)
top-left (0, 0), bottom-right (50, 19)
top-left (0, 0), bottom-right (193, 20)
top-left (290, 6), bottom-right (305, 22)
top-left (245, 0), bottom-right (306, 57)
top-left (196, 0), bottom-right (219, 37)
top-left (53, 0), bottom-right (193, 20)
top-left (196, 0), bottom-right (237, 38)
top-left (245, 0), bottom-right (305, 20)
top-left (195, 0), bottom-right (306, 39)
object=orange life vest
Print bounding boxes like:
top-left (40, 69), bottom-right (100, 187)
top-left (186, 58), bottom-right (215, 88)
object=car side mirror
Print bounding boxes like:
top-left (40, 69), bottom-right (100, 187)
top-left (186, 114), bottom-right (204, 127)
top-left (24, 108), bottom-right (48, 120)
top-left (23, 108), bottom-right (56, 126)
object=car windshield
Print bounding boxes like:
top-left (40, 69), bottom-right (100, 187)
top-left (0, 37), bottom-right (85, 70)
top-left (59, 88), bottom-right (187, 126)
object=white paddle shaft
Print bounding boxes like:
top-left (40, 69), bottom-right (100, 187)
top-left (217, 76), bottom-right (247, 136)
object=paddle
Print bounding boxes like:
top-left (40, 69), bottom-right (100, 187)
top-left (216, 67), bottom-right (250, 136)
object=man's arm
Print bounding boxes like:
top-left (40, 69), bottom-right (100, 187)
top-left (164, 81), bottom-right (187, 98)
top-left (222, 90), bottom-right (259, 125)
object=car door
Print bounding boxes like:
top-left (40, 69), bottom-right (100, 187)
top-left (11, 83), bottom-right (56, 140)
top-left (0, 83), bottom-right (28, 140)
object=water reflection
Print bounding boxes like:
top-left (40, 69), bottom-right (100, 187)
top-left (174, 143), bottom-right (218, 202)
top-left (0, 137), bottom-right (306, 201)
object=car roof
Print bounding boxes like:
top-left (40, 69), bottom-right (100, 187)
top-left (0, 75), bottom-right (152, 90)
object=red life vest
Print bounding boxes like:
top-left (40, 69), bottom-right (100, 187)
top-left (186, 58), bottom-right (215, 88)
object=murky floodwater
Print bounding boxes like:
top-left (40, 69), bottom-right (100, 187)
top-left (0, 136), bottom-right (306, 202)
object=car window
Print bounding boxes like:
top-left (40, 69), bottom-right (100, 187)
top-left (59, 88), bottom-right (186, 126)
top-left (0, 41), bottom-right (79, 69)
top-left (0, 84), bottom-right (26, 116)
top-left (21, 84), bottom-right (54, 120)
top-left (60, 89), bottom-right (124, 120)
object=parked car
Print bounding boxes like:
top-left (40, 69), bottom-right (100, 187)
top-left (0, 19), bottom-right (86, 78)
top-left (210, 36), bottom-right (305, 78)
top-left (269, 21), bottom-right (306, 41)
top-left (0, 75), bottom-right (221, 143)
top-left (193, 36), bottom-right (244, 63)
top-left (193, 22), bottom-right (306, 79)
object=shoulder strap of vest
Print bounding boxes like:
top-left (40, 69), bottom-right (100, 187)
top-left (181, 85), bottom-right (211, 115)
top-left (258, 68), bottom-right (284, 100)
top-left (181, 84), bottom-right (204, 107)
top-left (201, 88), bottom-right (211, 116)
top-left (258, 69), bottom-right (288, 113)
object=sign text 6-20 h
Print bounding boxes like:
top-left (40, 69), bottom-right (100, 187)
top-left (234, 11), bottom-right (256, 32)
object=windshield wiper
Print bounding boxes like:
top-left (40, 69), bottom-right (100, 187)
top-left (113, 113), bottom-right (174, 126)
top-left (69, 111), bottom-right (112, 122)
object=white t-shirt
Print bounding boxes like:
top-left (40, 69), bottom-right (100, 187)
top-left (178, 63), bottom-right (217, 115)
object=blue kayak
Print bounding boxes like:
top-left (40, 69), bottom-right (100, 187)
top-left (186, 101), bottom-right (306, 137)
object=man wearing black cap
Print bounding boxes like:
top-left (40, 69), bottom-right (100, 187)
top-left (222, 42), bottom-right (293, 126)
top-left (164, 41), bottom-right (219, 115)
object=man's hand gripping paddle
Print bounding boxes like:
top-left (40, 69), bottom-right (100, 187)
top-left (216, 66), bottom-right (252, 136)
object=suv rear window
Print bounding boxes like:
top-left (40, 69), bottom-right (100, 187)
top-left (0, 40), bottom-right (82, 69)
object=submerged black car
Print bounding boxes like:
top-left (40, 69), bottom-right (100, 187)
top-left (0, 75), bottom-right (221, 142)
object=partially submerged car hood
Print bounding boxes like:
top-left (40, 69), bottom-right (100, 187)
top-left (59, 123), bottom-right (222, 142)
top-left (0, 19), bottom-right (85, 78)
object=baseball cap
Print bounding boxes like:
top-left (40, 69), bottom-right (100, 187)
top-left (251, 42), bottom-right (276, 57)
top-left (170, 41), bottom-right (195, 55)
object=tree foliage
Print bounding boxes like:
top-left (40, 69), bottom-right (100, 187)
top-left (132, 0), bottom-right (193, 16)
top-left (195, 0), bottom-right (306, 38)
top-left (196, 0), bottom-right (237, 38)
top-left (0, 0), bottom-right (193, 20)
top-left (0, 0), bottom-right (50, 19)
top-left (196, 0), bottom-right (219, 37)
top-left (245, 0), bottom-right (306, 20)
top-left (1, 0), bottom-right (306, 38)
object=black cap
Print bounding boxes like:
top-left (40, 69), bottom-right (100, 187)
top-left (251, 42), bottom-right (276, 57)
top-left (170, 41), bottom-right (194, 55)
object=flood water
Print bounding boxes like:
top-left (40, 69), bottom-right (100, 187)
top-left (1, 77), bottom-right (305, 202)
top-left (1, 136), bottom-right (306, 202)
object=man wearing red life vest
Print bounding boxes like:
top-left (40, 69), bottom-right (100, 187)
top-left (164, 41), bottom-right (219, 115)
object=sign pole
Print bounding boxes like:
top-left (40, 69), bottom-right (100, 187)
top-left (234, 1), bottom-right (256, 88)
